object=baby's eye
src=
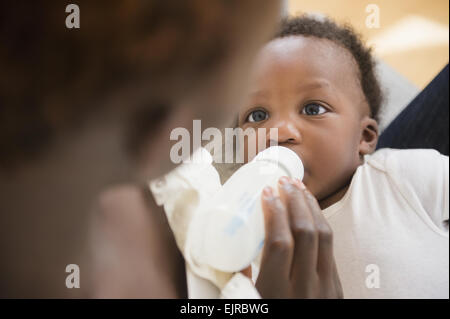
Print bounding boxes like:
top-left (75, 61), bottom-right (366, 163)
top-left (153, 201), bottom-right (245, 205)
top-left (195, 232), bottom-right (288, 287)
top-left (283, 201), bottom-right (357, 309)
top-left (302, 103), bottom-right (327, 116)
top-left (247, 109), bottom-right (268, 123)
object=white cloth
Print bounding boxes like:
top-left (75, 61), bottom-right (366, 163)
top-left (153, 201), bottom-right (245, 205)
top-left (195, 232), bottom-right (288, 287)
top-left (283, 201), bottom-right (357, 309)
top-left (149, 147), bottom-right (261, 299)
top-left (323, 148), bottom-right (449, 298)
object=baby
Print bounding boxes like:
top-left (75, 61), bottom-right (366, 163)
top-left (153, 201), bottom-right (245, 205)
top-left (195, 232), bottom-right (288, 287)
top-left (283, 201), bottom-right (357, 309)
top-left (152, 15), bottom-right (448, 299)
top-left (235, 15), bottom-right (448, 298)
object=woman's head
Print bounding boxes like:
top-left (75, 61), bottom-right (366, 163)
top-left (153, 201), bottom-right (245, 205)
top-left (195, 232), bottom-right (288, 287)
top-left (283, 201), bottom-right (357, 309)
top-left (0, 0), bottom-right (281, 178)
top-left (239, 15), bottom-right (382, 206)
top-left (0, 0), bottom-right (283, 297)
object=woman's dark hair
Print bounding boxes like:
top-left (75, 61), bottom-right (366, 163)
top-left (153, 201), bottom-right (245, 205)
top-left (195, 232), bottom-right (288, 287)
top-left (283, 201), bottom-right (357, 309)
top-left (275, 15), bottom-right (383, 122)
top-left (0, 1), bottom-right (242, 170)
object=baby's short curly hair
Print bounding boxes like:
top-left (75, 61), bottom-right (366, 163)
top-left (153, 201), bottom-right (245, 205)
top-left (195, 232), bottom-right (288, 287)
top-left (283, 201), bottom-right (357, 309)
top-left (275, 15), bottom-right (383, 122)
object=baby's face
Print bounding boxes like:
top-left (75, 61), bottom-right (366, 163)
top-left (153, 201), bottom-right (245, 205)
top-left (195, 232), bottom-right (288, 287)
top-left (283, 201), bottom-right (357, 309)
top-left (239, 36), bottom-right (376, 205)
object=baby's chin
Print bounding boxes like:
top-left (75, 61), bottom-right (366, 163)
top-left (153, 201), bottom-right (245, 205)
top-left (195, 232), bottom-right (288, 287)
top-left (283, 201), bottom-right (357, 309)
top-left (301, 170), bottom-right (331, 201)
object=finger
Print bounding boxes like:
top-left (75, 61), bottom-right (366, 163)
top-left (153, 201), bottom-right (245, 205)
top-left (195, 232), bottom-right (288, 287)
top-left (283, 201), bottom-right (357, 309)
top-left (278, 177), bottom-right (318, 281)
top-left (295, 179), bottom-right (334, 278)
top-left (259, 186), bottom-right (294, 278)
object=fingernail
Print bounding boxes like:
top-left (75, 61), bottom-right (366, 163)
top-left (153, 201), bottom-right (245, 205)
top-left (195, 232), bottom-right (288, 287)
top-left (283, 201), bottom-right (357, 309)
top-left (298, 179), bottom-right (306, 190)
top-left (263, 186), bottom-right (273, 198)
top-left (292, 178), bottom-right (305, 190)
top-left (278, 176), bottom-right (290, 185)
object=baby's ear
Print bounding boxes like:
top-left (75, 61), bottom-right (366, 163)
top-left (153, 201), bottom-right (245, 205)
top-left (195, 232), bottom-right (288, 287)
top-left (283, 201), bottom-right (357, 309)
top-left (359, 117), bottom-right (379, 156)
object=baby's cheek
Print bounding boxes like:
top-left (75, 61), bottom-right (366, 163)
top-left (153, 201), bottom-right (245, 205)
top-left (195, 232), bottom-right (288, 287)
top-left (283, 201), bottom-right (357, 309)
top-left (309, 162), bottom-right (338, 200)
top-left (316, 144), bottom-right (359, 200)
top-left (306, 141), bottom-right (347, 197)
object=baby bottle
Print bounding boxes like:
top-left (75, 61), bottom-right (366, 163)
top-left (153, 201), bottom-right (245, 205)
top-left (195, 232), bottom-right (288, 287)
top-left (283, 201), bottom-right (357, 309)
top-left (187, 145), bottom-right (304, 273)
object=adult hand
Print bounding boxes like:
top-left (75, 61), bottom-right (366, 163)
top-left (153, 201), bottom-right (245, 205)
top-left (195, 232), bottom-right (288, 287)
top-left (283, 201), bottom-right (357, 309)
top-left (255, 177), bottom-right (343, 299)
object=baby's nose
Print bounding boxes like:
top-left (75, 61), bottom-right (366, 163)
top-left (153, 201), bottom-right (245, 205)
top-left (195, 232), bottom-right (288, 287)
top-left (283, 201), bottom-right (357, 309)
top-left (269, 121), bottom-right (302, 145)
